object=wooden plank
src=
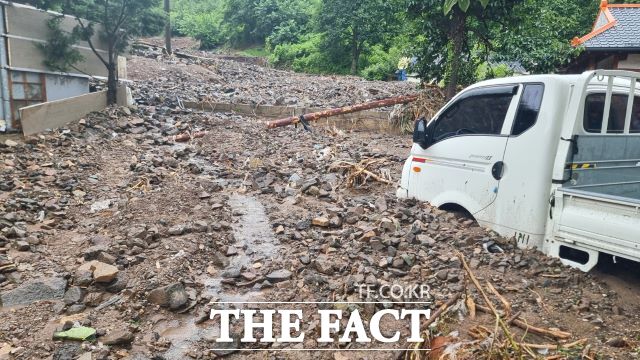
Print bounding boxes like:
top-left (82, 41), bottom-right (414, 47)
top-left (20, 91), bottom-right (107, 136)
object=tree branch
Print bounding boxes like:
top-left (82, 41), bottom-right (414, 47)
top-left (75, 17), bottom-right (109, 68)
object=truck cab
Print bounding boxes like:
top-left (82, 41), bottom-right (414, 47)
top-left (398, 70), bottom-right (640, 271)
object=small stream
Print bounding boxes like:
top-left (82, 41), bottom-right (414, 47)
top-left (159, 193), bottom-right (279, 359)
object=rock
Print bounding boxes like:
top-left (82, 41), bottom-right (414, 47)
top-left (4, 139), bottom-right (18, 147)
top-left (605, 337), bottom-right (629, 348)
top-left (63, 287), bottom-right (86, 305)
top-left (312, 217), bottom-right (330, 227)
top-left (299, 255), bottom-right (311, 265)
top-left (101, 330), bottom-right (134, 346)
top-left (83, 245), bottom-right (109, 260)
top-left (15, 240), bottom-right (30, 251)
top-left (90, 199), bottom-right (112, 213)
top-left (0, 277), bottom-right (67, 307)
top-left (266, 269), bottom-right (292, 283)
top-left (74, 270), bottom-right (93, 287)
top-left (315, 256), bottom-right (334, 275)
top-left (168, 224), bottom-right (186, 236)
top-left (66, 304), bottom-right (86, 314)
top-left (436, 269), bottom-right (449, 281)
top-left (416, 234), bottom-right (436, 246)
top-left (78, 261), bottom-right (119, 283)
top-left (147, 282), bottom-right (188, 310)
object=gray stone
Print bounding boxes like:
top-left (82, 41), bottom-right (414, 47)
top-left (168, 224), bottom-right (186, 236)
top-left (266, 269), bottom-right (292, 283)
top-left (66, 304), bottom-right (86, 314)
top-left (83, 245), bottom-right (109, 260)
top-left (15, 240), bottom-right (30, 251)
top-left (147, 282), bottom-right (188, 310)
top-left (101, 330), bottom-right (134, 345)
top-left (63, 287), bottom-right (86, 305)
top-left (0, 277), bottom-right (67, 307)
top-left (315, 256), bottom-right (334, 275)
top-left (74, 270), bottom-right (93, 287)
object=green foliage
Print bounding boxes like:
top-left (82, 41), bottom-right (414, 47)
top-left (269, 33), bottom-right (349, 74)
top-left (491, 0), bottom-right (596, 73)
top-left (173, 0), bottom-right (225, 49)
top-left (407, 0), bottom-right (522, 96)
top-left (360, 45), bottom-right (403, 81)
top-left (319, 0), bottom-right (399, 74)
top-left (444, 0), bottom-right (489, 14)
top-left (222, 0), bottom-right (315, 48)
top-left (37, 16), bottom-right (84, 72)
top-left (475, 62), bottom-right (514, 81)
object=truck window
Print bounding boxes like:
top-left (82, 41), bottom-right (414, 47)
top-left (584, 93), bottom-right (635, 133)
top-left (432, 93), bottom-right (513, 142)
top-left (512, 84), bottom-right (544, 136)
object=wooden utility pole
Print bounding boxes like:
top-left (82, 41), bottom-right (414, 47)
top-left (164, 0), bottom-right (172, 54)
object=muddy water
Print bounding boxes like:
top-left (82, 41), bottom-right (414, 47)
top-left (159, 193), bottom-right (279, 359)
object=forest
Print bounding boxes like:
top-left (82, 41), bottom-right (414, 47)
top-left (17, 0), bottom-right (640, 97)
top-left (170, 0), bottom-right (640, 94)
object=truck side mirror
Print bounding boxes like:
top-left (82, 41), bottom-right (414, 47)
top-left (413, 117), bottom-right (431, 149)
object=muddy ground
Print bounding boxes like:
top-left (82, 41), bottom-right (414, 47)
top-left (1, 40), bottom-right (640, 360)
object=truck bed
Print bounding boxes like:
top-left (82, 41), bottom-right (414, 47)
top-left (552, 187), bottom-right (640, 270)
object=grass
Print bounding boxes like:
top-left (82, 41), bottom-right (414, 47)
top-left (238, 46), bottom-right (268, 57)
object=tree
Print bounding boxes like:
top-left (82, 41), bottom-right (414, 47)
top-left (319, 0), bottom-right (398, 74)
top-left (491, 0), bottom-right (596, 74)
top-left (34, 0), bottom-right (164, 105)
top-left (164, 0), bottom-right (172, 54)
top-left (408, 0), bottom-right (521, 98)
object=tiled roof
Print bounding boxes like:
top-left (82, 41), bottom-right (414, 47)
top-left (582, 7), bottom-right (640, 49)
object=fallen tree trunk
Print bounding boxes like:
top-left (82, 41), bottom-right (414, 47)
top-left (265, 94), bottom-right (419, 129)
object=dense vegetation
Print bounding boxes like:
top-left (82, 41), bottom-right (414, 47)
top-left (170, 0), bottom-right (640, 94)
top-left (16, 0), bottom-right (640, 98)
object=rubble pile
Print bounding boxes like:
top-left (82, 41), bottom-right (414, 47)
top-left (129, 38), bottom-right (420, 111)
top-left (0, 44), bottom-right (638, 359)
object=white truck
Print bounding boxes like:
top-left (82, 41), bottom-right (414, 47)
top-left (398, 70), bottom-right (640, 272)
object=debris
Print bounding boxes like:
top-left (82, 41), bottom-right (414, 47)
top-left (330, 159), bottom-right (393, 187)
top-left (53, 327), bottom-right (97, 342)
top-left (170, 131), bottom-right (207, 142)
top-left (0, 277), bottom-right (67, 307)
top-left (90, 199), bottom-right (113, 213)
top-left (266, 94), bottom-right (419, 129)
top-left (266, 269), bottom-right (292, 283)
top-left (312, 217), bottom-right (330, 227)
top-left (147, 282), bottom-right (188, 310)
top-left (77, 261), bottom-right (119, 283)
top-left (101, 330), bottom-right (134, 345)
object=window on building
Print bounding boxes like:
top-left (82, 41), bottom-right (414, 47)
top-left (10, 71), bottom-right (46, 122)
top-left (584, 93), bottom-right (637, 134)
top-left (433, 90), bottom-right (514, 142)
top-left (512, 84), bottom-right (544, 136)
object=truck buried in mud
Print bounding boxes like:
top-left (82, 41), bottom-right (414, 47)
top-left (398, 70), bottom-right (640, 272)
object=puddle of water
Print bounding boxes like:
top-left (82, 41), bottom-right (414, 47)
top-left (160, 193), bottom-right (279, 358)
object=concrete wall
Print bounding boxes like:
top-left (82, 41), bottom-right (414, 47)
top-left (4, 3), bottom-right (109, 77)
top-left (45, 74), bottom-right (89, 102)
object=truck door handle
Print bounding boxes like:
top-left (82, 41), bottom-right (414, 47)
top-left (492, 161), bottom-right (505, 180)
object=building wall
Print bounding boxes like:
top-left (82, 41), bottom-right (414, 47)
top-left (4, 3), bottom-right (109, 77)
top-left (619, 54), bottom-right (640, 71)
top-left (45, 74), bottom-right (89, 102)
